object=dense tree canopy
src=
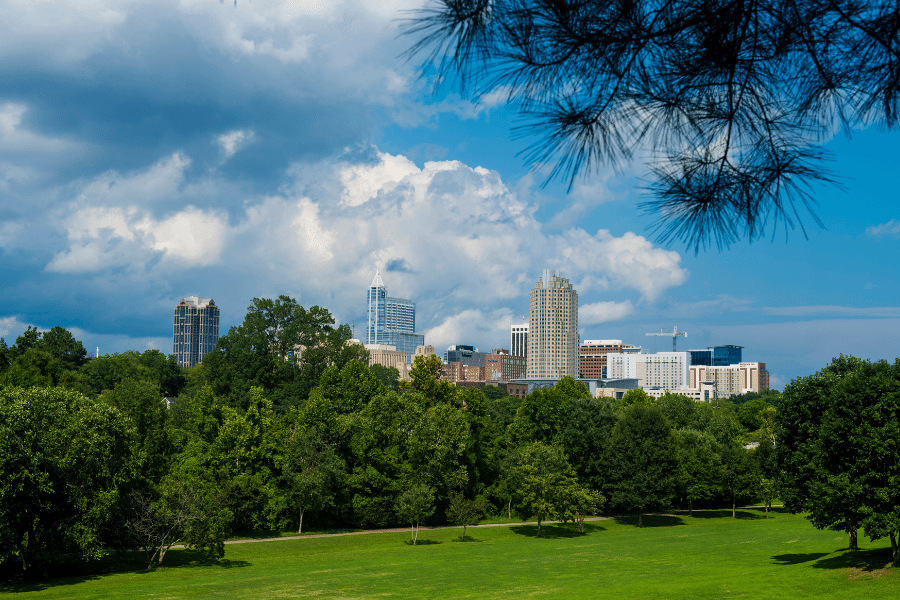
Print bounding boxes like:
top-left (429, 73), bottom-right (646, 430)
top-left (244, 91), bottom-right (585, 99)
top-left (405, 1), bottom-right (900, 249)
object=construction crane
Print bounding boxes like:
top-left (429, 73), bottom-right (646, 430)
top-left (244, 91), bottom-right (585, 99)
top-left (646, 326), bottom-right (688, 352)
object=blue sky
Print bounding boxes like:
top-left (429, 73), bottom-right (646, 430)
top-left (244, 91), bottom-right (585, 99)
top-left (1, 0), bottom-right (898, 389)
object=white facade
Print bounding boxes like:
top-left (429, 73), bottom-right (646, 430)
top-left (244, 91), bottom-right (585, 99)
top-left (510, 322), bottom-right (529, 358)
top-left (607, 351), bottom-right (690, 390)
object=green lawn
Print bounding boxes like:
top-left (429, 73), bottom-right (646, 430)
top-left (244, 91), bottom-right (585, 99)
top-left (3, 509), bottom-right (897, 599)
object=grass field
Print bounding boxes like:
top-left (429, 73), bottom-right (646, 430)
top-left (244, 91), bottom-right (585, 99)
top-left (2, 508), bottom-right (898, 599)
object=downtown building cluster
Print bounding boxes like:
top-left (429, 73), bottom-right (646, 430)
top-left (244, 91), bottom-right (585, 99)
top-left (172, 269), bottom-right (769, 402)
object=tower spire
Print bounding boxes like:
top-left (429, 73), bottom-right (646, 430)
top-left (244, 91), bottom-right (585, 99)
top-left (371, 267), bottom-right (385, 288)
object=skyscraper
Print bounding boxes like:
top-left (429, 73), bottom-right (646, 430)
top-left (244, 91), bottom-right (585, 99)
top-left (526, 270), bottom-right (579, 379)
top-left (366, 270), bottom-right (424, 362)
top-left (173, 296), bottom-right (220, 368)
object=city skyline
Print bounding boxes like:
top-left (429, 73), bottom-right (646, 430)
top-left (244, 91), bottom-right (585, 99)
top-left (1, 1), bottom-right (899, 389)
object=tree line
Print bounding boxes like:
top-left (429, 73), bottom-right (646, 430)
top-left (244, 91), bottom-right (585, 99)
top-left (2, 297), bottom-right (897, 575)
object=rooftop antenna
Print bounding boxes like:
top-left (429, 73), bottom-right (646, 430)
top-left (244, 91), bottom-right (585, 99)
top-left (646, 326), bottom-right (688, 352)
top-left (96, 347), bottom-right (99, 358)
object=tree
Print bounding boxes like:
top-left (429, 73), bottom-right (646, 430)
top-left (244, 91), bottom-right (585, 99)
top-left (122, 473), bottom-right (231, 570)
top-left (673, 429), bottom-right (722, 515)
top-left (35, 326), bottom-right (88, 370)
top-left (622, 388), bottom-right (652, 407)
top-left (395, 483), bottom-right (435, 545)
top-left (720, 444), bottom-right (761, 518)
top-left (809, 360), bottom-right (900, 564)
top-left (200, 296), bottom-right (361, 411)
top-left (405, 1), bottom-right (900, 249)
top-left (278, 429), bottom-right (344, 534)
top-left (558, 396), bottom-right (621, 493)
top-left (446, 493), bottom-right (484, 540)
top-left (0, 387), bottom-right (133, 573)
top-left (554, 376), bottom-right (591, 399)
top-left (505, 442), bottom-right (579, 537)
top-left (656, 392), bottom-right (697, 429)
top-left (777, 355), bottom-right (867, 549)
top-left (509, 386), bottom-right (571, 444)
top-left (608, 404), bottom-right (678, 526)
top-left (405, 354), bottom-right (458, 405)
top-left (370, 363), bottom-right (400, 391)
top-left (564, 484), bottom-right (606, 533)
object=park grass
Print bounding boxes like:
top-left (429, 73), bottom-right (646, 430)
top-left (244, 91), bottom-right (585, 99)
top-left (2, 508), bottom-right (898, 599)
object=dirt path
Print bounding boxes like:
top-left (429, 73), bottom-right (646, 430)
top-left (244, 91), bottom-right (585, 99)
top-left (224, 505), bottom-right (782, 545)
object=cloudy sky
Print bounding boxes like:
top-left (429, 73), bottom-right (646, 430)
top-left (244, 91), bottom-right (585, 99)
top-left (1, 0), bottom-right (898, 388)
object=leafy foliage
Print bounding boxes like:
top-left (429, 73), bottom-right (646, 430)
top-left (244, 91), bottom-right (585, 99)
top-left (404, 0), bottom-right (900, 249)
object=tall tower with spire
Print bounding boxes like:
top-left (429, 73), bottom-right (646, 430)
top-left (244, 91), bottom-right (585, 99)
top-left (366, 269), bottom-right (423, 362)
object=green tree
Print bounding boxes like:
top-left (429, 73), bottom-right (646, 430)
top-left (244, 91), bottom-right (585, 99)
top-left (0, 348), bottom-right (61, 387)
top-left (656, 392), bottom-right (697, 429)
top-left (136, 349), bottom-right (187, 398)
top-left (673, 429), bottom-right (722, 515)
top-left (200, 296), bottom-right (361, 411)
top-left (622, 388), bottom-right (652, 407)
top-left (369, 363), bottom-right (400, 391)
top-left (80, 351), bottom-right (155, 395)
top-left (395, 483), bottom-right (435, 545)
top-left (278, 429), bottom-right (344, 533)
top-left (811, 360), bottom-right (900, 563)
top-left (446, 493), bottom-right (484, 540)
top-left (405, 1), bottom-right (900, 249)
top-left (720, 444), bottom-right (761, 518)
top-left (509, 386), bottom-right (571, 444)
top-left (777, 355), bottom-right (867, 549)
top-left (505, 442), bottom-right (579, 537)
top-left (558, 396), bottom-right (621, 494)
top-left (554, 376), bottom-right (591, 399)
top-left (608, 404), bottom-right (678, 526)
top-left (35, 326), bottom-right (88, 370)
top-left (0, 387), bottom-right (134, 573)
top-left (100, 378), bottom-right (173, 484)
top-left (405, 354), bottom-right (458, 405)
top-left (564, 484), bottom-right (606, 534)
top-left (123, 472), bottom-right (231, 570)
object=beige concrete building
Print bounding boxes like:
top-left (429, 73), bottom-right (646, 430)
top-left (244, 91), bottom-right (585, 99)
top-left (527, 270), bottom-right (579, 379)
top-left (365, 343), bottom-right (410, 380)
top-left (689, 362), bottom-right (769, 397)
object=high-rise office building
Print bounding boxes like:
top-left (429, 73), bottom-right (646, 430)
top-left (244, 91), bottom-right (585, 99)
top-left (173, 296), bottom-right (220, 368)
top-left (366, 270), bottom-right (424, 362)
top-left (510, 322), bottom-right (529, 358)
top-left (526, 269), bottom-right (579, 379)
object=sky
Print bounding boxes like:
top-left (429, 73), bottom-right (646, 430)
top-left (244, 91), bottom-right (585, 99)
top-left (1, 0), bottom-right (898, 389)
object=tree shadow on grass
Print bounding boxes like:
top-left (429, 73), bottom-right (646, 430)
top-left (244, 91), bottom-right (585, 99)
top-left (452, 535), bottom-right (488, 543)
top-left (611, 514), bottom-right (686, 528)
top-left (771, 547), bottom-right (894, 575)
top-left (683, 509), bottom-right (766, 520)
top-left (811, 548), bottom-right (894, 573)
top-left (0, 549), bottom-right (250, 593)
top-left (510, 522), bottom-right (606, 539)
top-left (771, 552), bottom-right (832, 565)
top-left (403, 539), bottom-right (442, 546)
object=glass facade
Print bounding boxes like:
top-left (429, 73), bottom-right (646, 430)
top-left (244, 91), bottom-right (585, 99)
top-left (366, 271), bottom-right (423, 363)
top-left (690, 345), bottom-right (743, 367)
top-left (173, 297), bottom-right (220, 368)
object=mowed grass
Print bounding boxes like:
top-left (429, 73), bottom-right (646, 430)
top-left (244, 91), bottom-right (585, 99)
top-left (3, 508), bottom-right (898, 599)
